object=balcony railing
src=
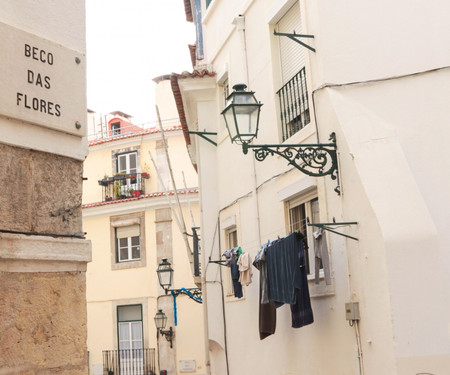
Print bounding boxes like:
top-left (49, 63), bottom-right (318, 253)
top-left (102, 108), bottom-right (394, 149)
top-left (103, 348), bottom-right (156, 375)
top-left (98, 172), bottom-right (150, 202)
top-left (277, 67), bottom-right (311, 141)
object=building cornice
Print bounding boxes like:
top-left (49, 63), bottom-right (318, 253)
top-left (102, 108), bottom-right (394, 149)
top-left (82, 189), bottom-right (199, 218)
top-left (88, 125), bottom-right (182, 147)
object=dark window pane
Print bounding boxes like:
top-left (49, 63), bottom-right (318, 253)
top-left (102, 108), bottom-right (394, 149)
top-left (132, 246), bottom-right (140, 259)
top-left (120, 248), bottom-right (129, 261)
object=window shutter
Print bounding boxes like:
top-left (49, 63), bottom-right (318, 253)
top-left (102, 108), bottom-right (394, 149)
top-left (116, 225), bottom-right (140, 239)
top-left (278, 3), bottom-right (304, 84)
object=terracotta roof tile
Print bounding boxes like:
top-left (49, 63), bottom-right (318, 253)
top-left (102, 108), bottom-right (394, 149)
top-left (88, 125), bottom-right (182, 147)
top-left (184, 0), bottom-right (193, 22)
top-left (82, 189), bottom-right (199, 209)
top-left (170, 69), bottom-right (216, 172)
top-left (188, 44), bottom-right (197, 69)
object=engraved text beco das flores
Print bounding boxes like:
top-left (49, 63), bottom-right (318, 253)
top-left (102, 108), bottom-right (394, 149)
top-left (16, 44), bottom-right (61, 117)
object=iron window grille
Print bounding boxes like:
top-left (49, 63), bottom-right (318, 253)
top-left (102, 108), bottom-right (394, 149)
top-left (277, 67), bottom-right (310, 141)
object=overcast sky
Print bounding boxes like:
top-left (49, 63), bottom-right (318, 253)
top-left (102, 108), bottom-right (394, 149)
top-left (86, 1), bottom-right (195, 125)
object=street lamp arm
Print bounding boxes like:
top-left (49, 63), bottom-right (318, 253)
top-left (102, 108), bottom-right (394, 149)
top-left (242, 133), bottom-right (339, 190)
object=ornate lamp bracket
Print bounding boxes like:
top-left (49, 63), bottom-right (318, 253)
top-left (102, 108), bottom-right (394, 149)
top-left (242, 132), bottom-right (341, 194)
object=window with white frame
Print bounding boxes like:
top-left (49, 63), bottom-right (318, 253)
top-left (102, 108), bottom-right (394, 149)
top-left (111, 121), bottom-right (121, 136)
top-left (117, 304), bottom-right (143, 373)
top-left (110, 212), bottom-right (146, 270)
top-left (116, 151), bottom-right (138, 196)
top-left (116, 224), bottom-right (141, 262)
top-left (287, 194), bottom-right (321, 276)
top-left (117, 152), bottom-right (137, 175)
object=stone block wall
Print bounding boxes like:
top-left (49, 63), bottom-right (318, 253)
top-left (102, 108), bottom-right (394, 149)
top-left (0, 144), bottom-right (90, 375)
top-left (0, 143), bottom-right (83, 235)
top-left (0, 271), bottom-right (88, 375)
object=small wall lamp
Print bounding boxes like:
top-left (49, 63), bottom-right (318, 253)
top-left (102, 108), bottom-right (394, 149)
top-left (156, 258), bottom-right (202, 301)
top-left (221, 84), bottom-right (340, 194)
top-left (154, 309), bottom-right (174, 348)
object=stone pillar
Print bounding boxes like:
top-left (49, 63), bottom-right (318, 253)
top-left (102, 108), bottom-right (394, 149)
top-left (0, 145), bottom-right (91, 374)
top-left (155, 208), bottom-right (177, 374)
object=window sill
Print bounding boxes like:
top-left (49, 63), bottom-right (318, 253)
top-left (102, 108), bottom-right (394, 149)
top-left (282, 122), bottom-right (315, 145)
top-left (112, 258), bottom-right (146, 270)
top-left (308, 278), bottom-right (335, 298)
top-left (225, 288), bottom-right (246, 302)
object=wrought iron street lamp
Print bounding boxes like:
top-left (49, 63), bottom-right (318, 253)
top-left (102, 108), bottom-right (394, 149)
top-left (154, 309), bottom-right (173, 348)
top-left (221, 83), bottom-right (340, 194)
top-left (221, 84), bottom-right (263, 144)
top-left (156, 258), bottom-right (202, 302)
top-left (156, 258), bottom-right (174, 294)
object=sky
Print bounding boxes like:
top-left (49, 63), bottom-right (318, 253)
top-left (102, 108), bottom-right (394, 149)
top-left (86, 1), bottom-right (195, 125)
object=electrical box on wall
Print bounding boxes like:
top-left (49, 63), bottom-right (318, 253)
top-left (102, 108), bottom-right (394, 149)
top-left (345, 302), bottom-right (360, 321)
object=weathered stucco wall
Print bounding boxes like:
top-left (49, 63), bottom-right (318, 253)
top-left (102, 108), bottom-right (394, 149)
top-left (0, 271), bottom-right (88, 375)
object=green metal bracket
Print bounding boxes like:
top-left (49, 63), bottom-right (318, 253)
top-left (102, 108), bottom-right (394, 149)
top-left (274, 31), bottom-right (315, 52)
top-left (242, 133), bottom-right (340, 194)
top-left (308, 222), bottom-right (358, 241)
top-left (188, 131), bottom-right (218, 146)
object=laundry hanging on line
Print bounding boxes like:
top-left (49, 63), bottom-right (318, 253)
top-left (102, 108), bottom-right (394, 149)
top-left (254, 232), bottom-right (314, 339)
top-left (222, 246), bottom-right (252, 298)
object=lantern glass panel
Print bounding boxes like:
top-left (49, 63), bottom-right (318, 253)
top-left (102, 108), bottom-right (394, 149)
top-left (234, 105), bottom-right (260, 142)
top-left (154, 309), bottom-right (167, 330)
top-left (157, 259), bottom-right (173, 289)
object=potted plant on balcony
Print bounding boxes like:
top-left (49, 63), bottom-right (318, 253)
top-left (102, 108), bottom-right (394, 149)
top-left (132, 189), bottom-right (142, 197)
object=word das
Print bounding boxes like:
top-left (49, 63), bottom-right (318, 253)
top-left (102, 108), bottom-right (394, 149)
top-left (16, 93), bottom-right (61, 116)
top-left (28, 70), bottom-right (50, 89)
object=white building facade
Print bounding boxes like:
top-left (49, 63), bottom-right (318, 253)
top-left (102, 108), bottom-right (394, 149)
top-left (174, 1), bottom-right (450, 375)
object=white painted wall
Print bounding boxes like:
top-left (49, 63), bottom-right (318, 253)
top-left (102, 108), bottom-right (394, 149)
top-left (179, 0), bottom-right (450, 374)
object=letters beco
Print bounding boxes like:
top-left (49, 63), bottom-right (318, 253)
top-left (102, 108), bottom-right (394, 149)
top-left (17, 44), bottom-right (61, 117)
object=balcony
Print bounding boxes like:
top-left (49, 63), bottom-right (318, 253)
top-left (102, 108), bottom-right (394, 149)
top-left (277, 67), bottom-right (311, 141)
top-left (98, 172), bottom-right (150, 202)
top-left (103, 348), bottom-right (156, 375)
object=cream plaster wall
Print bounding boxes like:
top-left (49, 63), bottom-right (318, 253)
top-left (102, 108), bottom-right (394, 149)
top-left (180, 0), bottom-right (450, 375)
top-left (83, 131), bottom-right (199, 205)
top-left (83, 94), bottom-right (204, 374)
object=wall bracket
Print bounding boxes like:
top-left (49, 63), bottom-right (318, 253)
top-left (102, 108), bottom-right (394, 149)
top-left (308, 222), bottom-right (358, 241)
top-left (274, 30), bottom-right (316, 52)
top-left (188, 131), bottom-right (217, 146)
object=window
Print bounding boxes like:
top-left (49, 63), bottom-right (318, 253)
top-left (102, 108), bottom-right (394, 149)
top-left (116, 225), bottom-right (141, 262)
top-left (223, 78), bottom-right (229, 106)
top-left (111, 121), bottom-right (121, 136)
top-left (287, 195), bottom-right (320, 275)
top-left (224, 228), bottom-right (238, 298)
top-left (206, 0), bottom-right (213, 9)
top-left (117, 152), bottom-right (137, 175)
top-left (276, 2), bottom-right (310, 141)
top-left (117, 305), bottom-right (143, 374)
top-left (116, 151), bottom-right (138, 196)
top-left (110, 212), bottom-right (146, 270)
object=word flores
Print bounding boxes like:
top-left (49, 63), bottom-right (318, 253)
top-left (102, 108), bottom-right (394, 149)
top-left (17, 92), bottom-right (61, 116)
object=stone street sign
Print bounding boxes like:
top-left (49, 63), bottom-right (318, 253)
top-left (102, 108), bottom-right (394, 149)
top-left (179, 360), bottom-right (196, 372)
top-left (0, 21), bottom-right (86, 137)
